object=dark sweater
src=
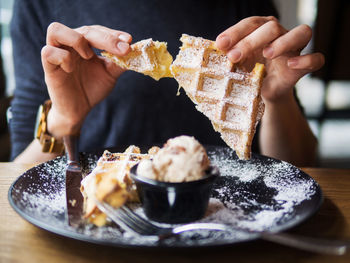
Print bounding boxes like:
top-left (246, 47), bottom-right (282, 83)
top-left (9, 0), bottom-right (278, 160)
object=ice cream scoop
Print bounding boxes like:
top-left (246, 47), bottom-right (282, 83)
top-left (132, 136), bottom-right (218, 223)
top-left (137, 136), bottom-right (210, 182)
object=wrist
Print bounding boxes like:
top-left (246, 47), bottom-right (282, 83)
top-left (262, 89), bottom-right (295, 109)
top-left (261, 78), bottom-right (296, 104)
top-left (34, 100), bottom-right (65, 154)
top-left (262, 92), bottom-right (301, 123)
top-left (47, 106), bottom-right (82, 139)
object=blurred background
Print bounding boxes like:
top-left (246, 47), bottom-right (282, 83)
top-left (0, 0), bottom-right (349, 167)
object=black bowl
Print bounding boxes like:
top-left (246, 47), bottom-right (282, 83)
top-left (130, 164), bottom-right (219, 224)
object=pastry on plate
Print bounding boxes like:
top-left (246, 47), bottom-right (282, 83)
top-left (80, 145), bottom-right (159, 226)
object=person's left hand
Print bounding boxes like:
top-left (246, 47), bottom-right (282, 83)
top-left (216, 16), bottom-right (325, 103)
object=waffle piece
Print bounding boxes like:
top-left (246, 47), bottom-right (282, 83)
top-left (101, 39), bottom-right (173, 81)
top-left (170, 34), bottom-right (265, 160)
top-left (80, 145), bottom-right (159, 226)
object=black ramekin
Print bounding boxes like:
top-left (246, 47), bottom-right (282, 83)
top-left (130, 164), bottom-right (219, 224)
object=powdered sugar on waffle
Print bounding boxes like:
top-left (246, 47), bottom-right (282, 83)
top-left (104, 38), bottom-right (154, 72)
top-left (171, 34), bottom-right (265, 159)
top-left (127, 39), bottom-right (154, 71)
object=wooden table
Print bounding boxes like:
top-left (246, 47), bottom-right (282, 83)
top-left (1, 163), bottom-right (349, 263)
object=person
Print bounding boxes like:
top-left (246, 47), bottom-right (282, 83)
top-left (9, 0), bottom-right (324, 166)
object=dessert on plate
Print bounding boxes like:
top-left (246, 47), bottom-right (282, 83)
top-left (101, 39), bottom-right (173, 81)
top-left (80, 136), bottom-right (215, 225)
top-left (170, 34), bottom-right (265, 160)
top-left (133, 135), bottom-right (217, 223)
top-left (80, 145), bottom-right (159, 226)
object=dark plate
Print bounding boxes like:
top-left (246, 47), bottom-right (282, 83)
top-left (8, 146), bottom-right (323, 248)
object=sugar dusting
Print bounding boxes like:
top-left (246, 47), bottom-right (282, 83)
top-left (11, 147), bottom-right (319, 247)
top-left (207, 147), bottom-right (317, 232)
top-left (170, 34), bottom-right (265, 159)
top-left (13, 157), bottom-right (67, 224)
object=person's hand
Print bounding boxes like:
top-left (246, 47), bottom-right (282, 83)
top-left (216, 16), bottom-right (325, 103)
top-left (41, 22), bottom-right (132, 138)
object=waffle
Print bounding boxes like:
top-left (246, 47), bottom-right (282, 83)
top-left (170, 34), bottom-right (265, 159)
top-left (101, 39), bottom-right (173, 81)
top-left (80, 145), bottom-right (159, 226)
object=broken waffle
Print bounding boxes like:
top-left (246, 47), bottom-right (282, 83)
top-left (101, 39), bottom-right (173, 81)
top-left (170, 34), bottom-right (265, 160)
top-left (80, 145), bottom-right (159, 226)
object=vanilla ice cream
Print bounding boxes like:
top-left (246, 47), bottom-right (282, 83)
top-left (137, 136), bottom-right (210, 182)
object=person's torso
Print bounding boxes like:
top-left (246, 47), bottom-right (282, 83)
top-left (45, 0), bottom-right (276, 151)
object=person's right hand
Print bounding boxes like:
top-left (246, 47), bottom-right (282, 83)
top-left (41, 22), bottom-right (132, 138)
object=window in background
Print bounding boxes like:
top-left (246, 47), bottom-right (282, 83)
top-left (0, 0), bottom-right (14, 96)
top-left (274, 0), bottom-right (350, 168)
top-left (300, 0), bottom-right (349, 168)
top-left (0, 0), bottom-right (14, 161)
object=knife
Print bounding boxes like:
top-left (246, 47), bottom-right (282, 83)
top-left (64, 135), bottom-right (84, 227)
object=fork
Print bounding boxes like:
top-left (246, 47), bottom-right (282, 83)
top-left (95, 200), bottom-right (227, 238)
top-left (95, 200), bottom-right (348, 255)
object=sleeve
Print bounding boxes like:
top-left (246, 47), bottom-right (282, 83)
top-left (9, 0), bottom-right (50, 160)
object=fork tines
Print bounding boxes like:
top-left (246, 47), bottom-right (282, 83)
top-left (95, 200), bottom-right (162, 236)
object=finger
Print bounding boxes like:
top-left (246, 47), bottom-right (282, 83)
top-left (226, 20), bottom-right (287, 63)
top-left (287, 52), bottom-right (325, 71)
top-left (41, 45), bottom-right (76, 73)
top-left (47, 22), bottom-right (94, 60)
top-left (263, 24), bottom-right (312, 59)
top-left (216, 16), bottom-right (277, 51)
top-left (81, 25), bottom-right (132, 43)
top-left (75, 25), bottom-right (132, 56)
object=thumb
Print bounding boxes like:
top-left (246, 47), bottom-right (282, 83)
top-left (101, 56), bottom-right (126, 79)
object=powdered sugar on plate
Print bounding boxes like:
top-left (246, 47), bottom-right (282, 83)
top-left (9, 146), bottom-right (322, 247)
top-left (207, 146), bottom-right (318, 232)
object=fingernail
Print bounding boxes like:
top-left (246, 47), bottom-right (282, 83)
top-left (288, 58), bottom-right (298, 68)
top-left (263, 47), bottom-right (274, 58)
top-left (118, 34), bottom-right (130, 42)
top-left (227, 49), bottom-right (242, 62)
top-left (217, 35), bottom-right (231, 50)
top-left (117, 41), bottom-right (129, 53)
